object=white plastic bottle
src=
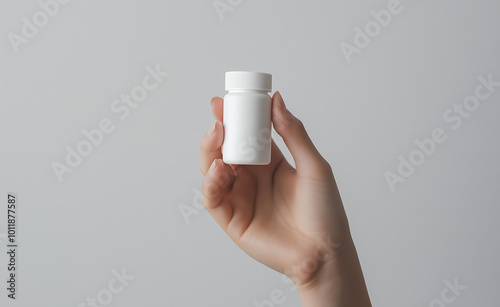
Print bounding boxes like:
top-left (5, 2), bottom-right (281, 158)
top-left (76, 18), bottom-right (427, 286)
top-left (222, 71), bottom-right (272, 165)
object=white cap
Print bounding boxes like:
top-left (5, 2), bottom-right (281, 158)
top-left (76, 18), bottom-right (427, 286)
top-left (225, 71), bottom-right (272, 92)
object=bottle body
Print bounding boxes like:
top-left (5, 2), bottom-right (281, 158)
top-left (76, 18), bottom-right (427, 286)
top-left (222, 90), bottom-right (271, 165)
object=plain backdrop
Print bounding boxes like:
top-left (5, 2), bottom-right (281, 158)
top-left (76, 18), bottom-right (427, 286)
top-left (1, 0), bottom-right (499, 306)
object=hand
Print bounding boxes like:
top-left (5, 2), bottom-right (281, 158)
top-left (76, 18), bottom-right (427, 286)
top-left (200, 92), bottom-right (371, 307)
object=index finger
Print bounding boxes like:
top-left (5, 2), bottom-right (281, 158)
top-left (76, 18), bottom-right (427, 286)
top-left (211, 97), bottom-right (223, 121)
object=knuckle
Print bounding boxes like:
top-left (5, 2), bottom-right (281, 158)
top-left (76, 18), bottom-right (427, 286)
top-left (213, 170), bottom-right (231, 188)
top-left (202, 180), bottom-right (219, 203)
top-left (200, 135), bottom-right (209, 151)
top-left (320, 158), bottom-right (332, 171)
top-left (290, 118), bottom-right (305, 134)
top-left (281, 116), bottom-right (302, 133)
top-left (294, 118), bottom-right (304, 129)
top-left (315, 158), bottom-right (333, 177)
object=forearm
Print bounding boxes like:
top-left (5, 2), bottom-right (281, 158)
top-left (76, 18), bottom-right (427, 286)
top-left (297, 238), bottom-right (371, 307)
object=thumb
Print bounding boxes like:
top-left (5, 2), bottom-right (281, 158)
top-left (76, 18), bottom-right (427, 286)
top-left (271, 91), bottom-right (331, 178)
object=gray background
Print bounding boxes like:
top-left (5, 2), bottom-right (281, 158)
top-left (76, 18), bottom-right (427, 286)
top-left (1, 0), bottom-right (499, 306)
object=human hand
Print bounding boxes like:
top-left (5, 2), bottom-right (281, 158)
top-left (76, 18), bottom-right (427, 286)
top-left (200, 92), bottom-right (371, 307)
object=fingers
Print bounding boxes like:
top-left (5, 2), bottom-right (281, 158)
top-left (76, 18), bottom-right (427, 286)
top-left (210, 97), bottom-right (241, 174)
top-left (271, 91), bottom-right (331, 177)
top-left (200, 120), bottom-right (224, 175)
top-left (199, 97), bottom-right (224, 175)
top-left (211, 97), bottom-right (223, 122)
top-left (226, 169), bottom-right (256, 240)
top-left (202, 159), bottom-right (236, 231)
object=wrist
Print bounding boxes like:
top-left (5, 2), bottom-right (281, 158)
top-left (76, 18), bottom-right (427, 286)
top-left (295, 238), bottom-right (371, 307)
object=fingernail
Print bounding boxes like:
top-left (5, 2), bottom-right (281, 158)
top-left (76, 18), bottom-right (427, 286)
top-left (208, 159), bottom-right (217, 173)
top-left (232, 164), bottom-right (242, 176)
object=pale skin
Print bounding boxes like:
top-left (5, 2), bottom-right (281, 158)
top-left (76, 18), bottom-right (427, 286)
top-left (200, 91), bottom-right (372, 307)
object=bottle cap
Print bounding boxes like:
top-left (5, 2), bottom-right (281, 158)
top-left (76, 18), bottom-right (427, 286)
top-left (225, 71), bottom-right (272, 92)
